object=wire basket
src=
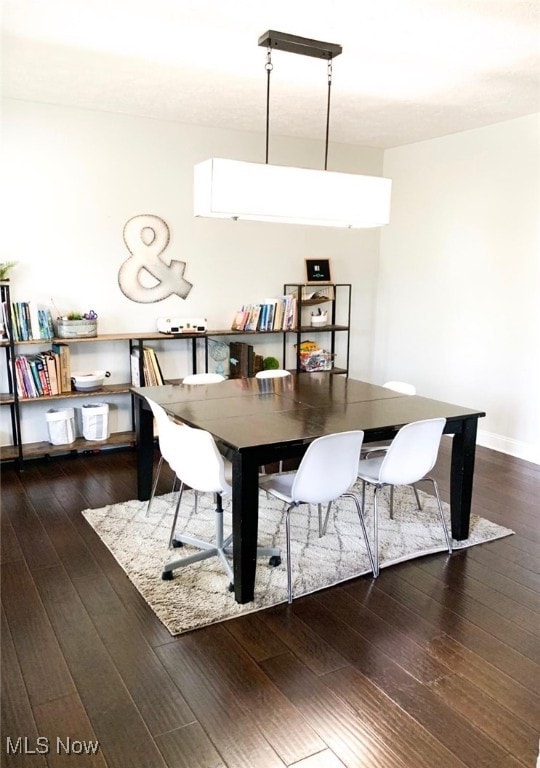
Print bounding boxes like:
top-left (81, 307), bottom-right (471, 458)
top-left (300, 350), bottom-right (335, 372)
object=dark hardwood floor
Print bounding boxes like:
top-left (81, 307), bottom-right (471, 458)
top-left (1, 438), bottom-right (539, 768)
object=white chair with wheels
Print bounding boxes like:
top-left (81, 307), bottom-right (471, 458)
top-left (145, 396), bottom-right (184, 516)
top-left (255, 369), bottom-right (291, 379)
top-left (183, 373), bottom-right (226, 384)
top-left (363, 380), bottom-right (421, 516)
top-left (357, 417), bottom-right (452, 578)
top-left (162, 420), bottom-right (281, 589)
top-left (146, 373), bottom-right (225, 515)
top-left (259, 430), bottom-right (375, 603)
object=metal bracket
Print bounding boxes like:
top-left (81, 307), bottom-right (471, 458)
top-left (258, 30), bottom-right (342, 60)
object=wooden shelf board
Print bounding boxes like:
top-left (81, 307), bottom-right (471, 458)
top-left (0, 431), bottom-right (136, 462)
top-left (15, 383), bottom-right (132, 403)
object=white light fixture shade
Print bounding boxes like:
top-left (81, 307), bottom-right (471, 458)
top-left (194, 158), bottom-right (391, 228)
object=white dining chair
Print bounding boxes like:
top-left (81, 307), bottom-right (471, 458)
top-left (182, 372), bottom-right (226, 384)
top-left (259, 430), bottom-right (375, 603)
top-left (145, 396), bottom-right (184, 516)
top-left (162, 420), bottom-right (281, 589)
top-left (255, 369), bottom-right (291, 379)
top-left (362, 380), bottom-right (421, 517)
top-left (357, 417), bottom-right (452, 577)
top-left (146, 373), bottom-right (225, 515)
top-left (382, 380), bottom-right (417, 396)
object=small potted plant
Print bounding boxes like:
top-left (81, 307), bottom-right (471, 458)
top-left (0, 261), bottom-right (17, 282)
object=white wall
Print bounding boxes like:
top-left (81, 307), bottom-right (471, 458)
top-left (1, 99), bottom-right (383, 444)
top-left (376, 114), bottom-right (540, 464)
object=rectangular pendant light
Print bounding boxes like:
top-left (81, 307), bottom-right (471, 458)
top-left (194, 158), bottom-right (391, 228)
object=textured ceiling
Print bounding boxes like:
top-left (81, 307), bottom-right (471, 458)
top-left (2, 0), bottom-right (539, 148)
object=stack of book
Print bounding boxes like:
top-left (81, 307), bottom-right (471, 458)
top-left (14, 347), bottom-right (70, 398)
top-left (130, 346), bottom-right (164, 386)
top-left (229, 342), bottom-right (263, 379)
top-left (3, 300), bottom-right (55, 341)
top-left (231, 295), bottom-right (297, 333)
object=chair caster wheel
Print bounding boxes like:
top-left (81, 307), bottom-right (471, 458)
top-left (172, 539), bottom-right (183, 548)
top-left (162, 571), bottom-right (173, 581)
top-left (228, 582), bottom-right (234, 592)
top-left (269, 555), bottom-right (282, 567)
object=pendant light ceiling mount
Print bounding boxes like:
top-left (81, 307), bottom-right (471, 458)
top-left (193, 30), bottom-right (391, 229)
top-left (257, 30), bottom-right (342, 60)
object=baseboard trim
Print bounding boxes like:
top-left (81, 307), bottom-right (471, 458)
top-left (477, 429), bottom-right (540, 466)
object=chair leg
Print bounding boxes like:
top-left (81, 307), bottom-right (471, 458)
top-left (168, 482), bottom-right (185, 548)
top-left (373, 486), bottom-right (380, 577)
top-left (146, 455), bottom-right (164, 516)
top-left (163, 493), bottom-right (234, 585)
top-left (342, 492), bottom-right (377, 577)
top-left (389, 485), bottom-right (394, 520)
top-left (412, 483), bottom-right (422, 510)
top-left (318, 501), bottom-right (332, 537)
top-left (285, 504), bottom-right (294, 604)
top-left (426, 477), bottom-right (453, 554)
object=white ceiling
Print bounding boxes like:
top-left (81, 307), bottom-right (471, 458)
top-left (2, 0), bottom-right (539, 148)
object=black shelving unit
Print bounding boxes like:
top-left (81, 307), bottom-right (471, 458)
top-left (283, 283), bottom-right (351, 375)
top-left (0, 281), bottom-right (23, 468)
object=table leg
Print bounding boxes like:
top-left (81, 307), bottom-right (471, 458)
top-left (450, 417), bottom-right (479, 540)
top-left (231, 451), bottom-right (260, 604)
top-left (134, 395), bottom-right (154, 501)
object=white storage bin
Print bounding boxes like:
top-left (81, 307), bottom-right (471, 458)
top-left (81, 403), bottom-right (110, 441)
top-left (46, 408), bottom-right (76, 445)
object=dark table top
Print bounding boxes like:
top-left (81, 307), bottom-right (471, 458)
top-left (133, 374), bottom-right (485, 452)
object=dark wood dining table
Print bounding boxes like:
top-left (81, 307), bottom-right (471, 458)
top-left (131, 374), bottom-right (486, 603)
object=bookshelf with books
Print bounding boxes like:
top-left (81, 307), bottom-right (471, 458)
top-left (0, 322), bottom-right (202, 466)
top-left (213, 283), bottom-right (351, 376)
top-left (1, 282), bottom-right (351, 466)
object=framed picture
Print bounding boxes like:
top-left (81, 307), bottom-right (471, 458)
top-left (305, 259), bottom-right (332, 284)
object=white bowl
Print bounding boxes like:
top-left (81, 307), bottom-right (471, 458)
top-left (71, 370), bottom-right (111, 391)
top-left (310, 315), bottom-right (328, 327)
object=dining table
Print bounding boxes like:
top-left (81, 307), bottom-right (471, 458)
top-left (131, 374), bottom-right (486, 604)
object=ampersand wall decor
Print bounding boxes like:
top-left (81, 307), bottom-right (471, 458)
top-left (118, 214), bottom-right (193, 303)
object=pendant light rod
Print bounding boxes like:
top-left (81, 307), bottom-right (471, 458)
top-left (265, 46), bottom-right (272, 164)
top-left (325, 58), bottom-right (332, 170)
top-left (259, 31), bottom-right (342, 169)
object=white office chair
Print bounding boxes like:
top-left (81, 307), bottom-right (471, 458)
top-left (182, 372), bottom-right (226, 384)
top-left (255, 369), bottom-right (291, 379)
top-left (362, 380), bottom-right (421, 517)
top-left (145, 396), bottom-right (185, 516)
top-left (259, 430), bottom-right (375, 603)
top-left (357, 417), bottom-right (452, 578)
top-left (162, 420), bottom-right (281, 589)
top-left (146, 374), bottom-right (225, 514)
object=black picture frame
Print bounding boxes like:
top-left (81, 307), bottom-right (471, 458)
top-left (305, 259), bottom-right (332, 284)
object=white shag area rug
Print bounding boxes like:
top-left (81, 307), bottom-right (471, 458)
top-left (82, 484), bottom-right (513, 635)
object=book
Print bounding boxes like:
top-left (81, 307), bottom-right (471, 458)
top-left (229, 341), bottom-right (241, 379)
top-left (52, 342), bottom-right (71, 393)
top-left (16, 355), bottom-right (38, 397)
top-left (147, 347), bottom-right (164, 385)
top-left (28, 301), bottom-right (41, 340)
top-left (130, 349), bottom-right (142, 386)
top-left (41, 352), bottom-right (59, 395)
